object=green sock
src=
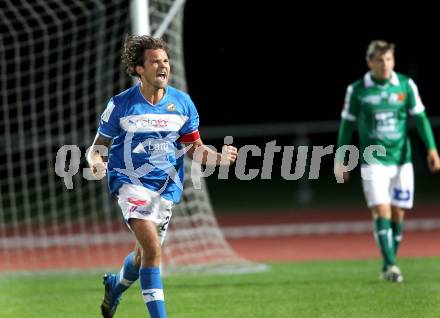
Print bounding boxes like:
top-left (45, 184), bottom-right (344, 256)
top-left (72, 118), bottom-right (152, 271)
top-left (374, 218), bottom-right (396, 271)
top-left (391, 221), bottom-right (403, 256)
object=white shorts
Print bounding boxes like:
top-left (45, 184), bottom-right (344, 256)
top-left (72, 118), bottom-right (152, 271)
top-left (117, 184), bottom-right (173, 244)
top-left (361, 163), bottom-right (414, 209)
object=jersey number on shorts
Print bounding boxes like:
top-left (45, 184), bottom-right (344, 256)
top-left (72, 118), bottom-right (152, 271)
top-left (160, 216), bottom-right (170, 231)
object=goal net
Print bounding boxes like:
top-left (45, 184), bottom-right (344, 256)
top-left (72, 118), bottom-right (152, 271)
top-left (0, 0), bottom-right (266, 274)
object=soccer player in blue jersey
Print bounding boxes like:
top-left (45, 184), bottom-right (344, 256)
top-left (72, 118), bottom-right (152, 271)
top-left (87, 35), bottom-right (237, 318)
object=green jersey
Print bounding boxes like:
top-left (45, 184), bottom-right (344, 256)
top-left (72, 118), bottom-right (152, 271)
top-left (341, 72), bottom-right (426, 165)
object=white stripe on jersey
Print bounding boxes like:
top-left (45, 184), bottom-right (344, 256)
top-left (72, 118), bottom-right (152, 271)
top-left (99, 131), bottom-right (114, 139)
top-left (408, 78), bottom-right (426, 115)
top-left (341, 110), bottom-right (356, 121)
top-left (341, 85), bottom-right (357, 121)
top-left (101, 100), bottom-right (115, 122)
top-left (120, 114), bottom-right (188, 133)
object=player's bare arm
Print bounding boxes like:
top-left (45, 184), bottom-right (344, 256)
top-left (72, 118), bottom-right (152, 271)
top-left (427, 149), bottom-right (440, 172)
top-left (184, 139), bottom-right (237, 166)
top-left (87, 133), bottom-right (112, 178)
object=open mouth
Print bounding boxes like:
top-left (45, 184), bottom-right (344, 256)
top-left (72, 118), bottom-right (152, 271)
top-left (157, 71), bottom-right (167, 80)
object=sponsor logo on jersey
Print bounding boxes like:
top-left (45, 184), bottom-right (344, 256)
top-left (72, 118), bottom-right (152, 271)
top-left (133, 140), bottom-right (170, 154)
top-left (120, 114), bottom-right (188, 133)
top-left (362, 95), bottom-right (381, 105)
top-left (128, 118), bottom-right (169, 128)
top-left (388, 92), bottom-right (406, 105)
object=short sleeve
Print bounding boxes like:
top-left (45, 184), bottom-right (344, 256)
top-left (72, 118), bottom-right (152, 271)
top-left (98, 98), bottom-right (121, 138)
top-left (179, 96), bottom-right (200, 143)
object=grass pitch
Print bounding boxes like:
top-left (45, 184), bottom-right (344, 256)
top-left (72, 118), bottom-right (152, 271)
top-left (1, 258), bottom-right (439, 318)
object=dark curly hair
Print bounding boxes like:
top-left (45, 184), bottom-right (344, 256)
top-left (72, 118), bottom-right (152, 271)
top-left (122, 35), bottom-right (169, 77)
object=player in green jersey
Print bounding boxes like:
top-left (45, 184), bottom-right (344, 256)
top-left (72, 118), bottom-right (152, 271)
top-left (335, 40), bottom-right (440, 282)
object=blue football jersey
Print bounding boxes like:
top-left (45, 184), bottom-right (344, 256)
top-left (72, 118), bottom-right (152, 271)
top-left (98, 84), bottom-right (200, 203)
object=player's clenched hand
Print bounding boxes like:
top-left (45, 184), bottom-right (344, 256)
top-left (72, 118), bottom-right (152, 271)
top-left (91, 161), bottom-right (108, 179)
top-left (427, 149), bottom-right (440, 173)
top-left (221, 145), bottom-right (238, 165)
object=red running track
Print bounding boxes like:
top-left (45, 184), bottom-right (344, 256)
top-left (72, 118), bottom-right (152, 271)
top-left (227, 231), bottom-right (440, 262)
top-left (1, 205), bottom-right (439, 271)
top-left (221, 205), bottom-right (440, 261)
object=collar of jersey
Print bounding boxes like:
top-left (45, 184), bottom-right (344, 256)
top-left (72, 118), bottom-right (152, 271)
top-left (137, 83), bottom-right (169, 107)
top-left (364, 71), bottom-right (399, 88)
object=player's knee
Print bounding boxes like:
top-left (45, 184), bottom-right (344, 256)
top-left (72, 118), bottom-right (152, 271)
top-left (371, 204), bottom-right (392, 218)
top-left (140, 243), bottom-right (162, 265)
top-left (391, 206), bottom-right (405, 222)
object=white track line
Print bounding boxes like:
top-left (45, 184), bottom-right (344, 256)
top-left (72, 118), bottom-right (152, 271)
top-left (2, 218), bottom-right (440, 248)
top-left (221, 218), bottom-right (440, 238)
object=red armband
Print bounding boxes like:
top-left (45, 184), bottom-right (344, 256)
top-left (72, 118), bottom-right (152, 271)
top-left (179, 130), bottom-right (200, 143)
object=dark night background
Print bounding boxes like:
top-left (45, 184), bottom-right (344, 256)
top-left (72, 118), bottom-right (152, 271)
top-left (178, 1), bottom-right (440, 211)
top-left (182, 1), bottom-right (440, 126)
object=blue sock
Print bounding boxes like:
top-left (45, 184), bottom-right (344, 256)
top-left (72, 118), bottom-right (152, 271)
top-left (140, 267), bottom-right (167, 318)
top-left (112, 252), bottom-right (140, 297)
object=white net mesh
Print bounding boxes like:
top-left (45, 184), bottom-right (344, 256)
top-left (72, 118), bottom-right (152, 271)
top-left (0, 0), bottom-right (266, 274)
top-left (163, 162), bottom-right (268, 274)
top-left (0, 0), bottom-right (133, 271)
